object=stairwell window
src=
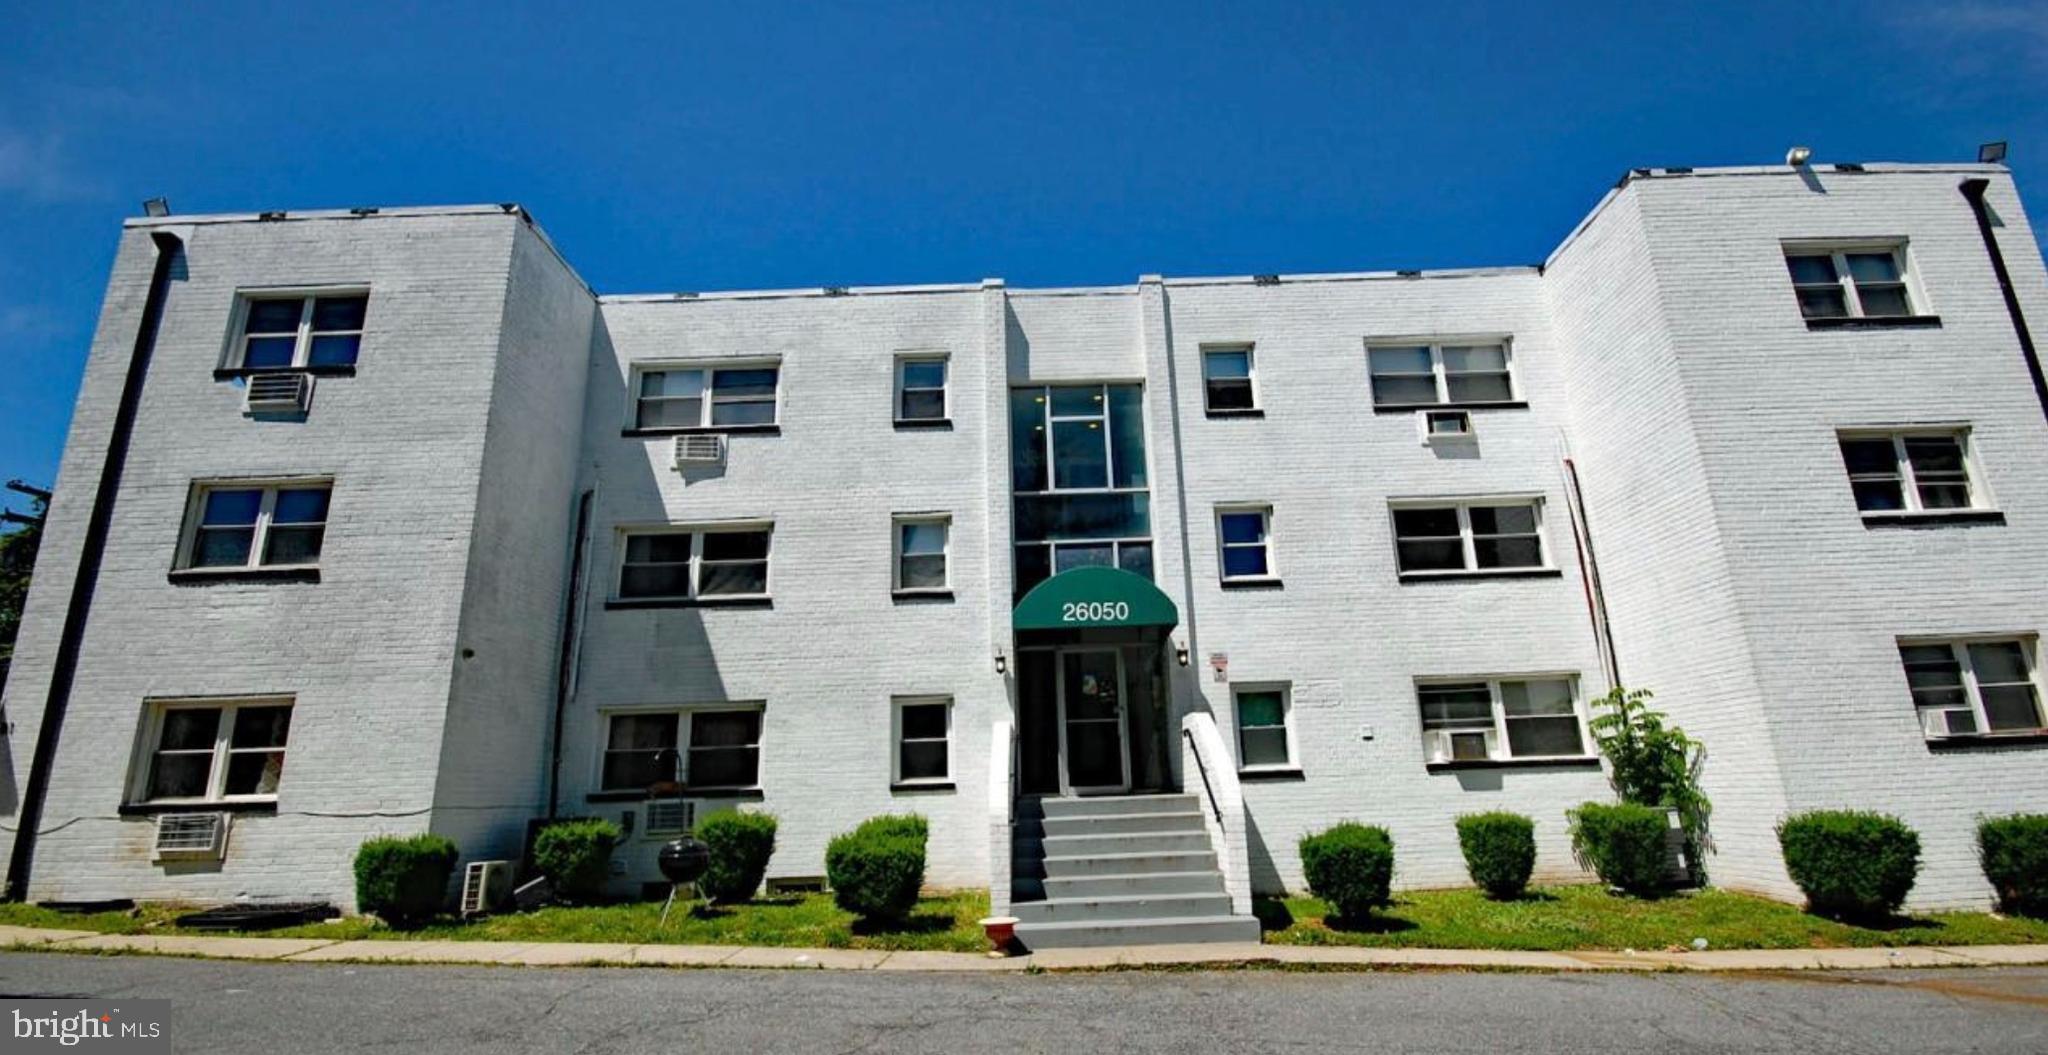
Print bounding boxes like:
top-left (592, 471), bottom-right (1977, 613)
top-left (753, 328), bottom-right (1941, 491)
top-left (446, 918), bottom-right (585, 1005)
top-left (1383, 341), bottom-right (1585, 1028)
top-left (178, 481), bottom-right (331, 570)
top-left (599, 706), bottom-right (764, 791)
top-left (1784, 243), bottom-right (1916, 320)
top-left (1838, 429), bottom-right (1986, 515)
top-left (633, 362), bottom-right (781, 430)
top-left (616, 525), bottom-right (771, 601)
top-left (1391, 499), bottom-right (1546, 576)
top-left (895, 355), bottom-right (948, 423)
top-left (232, 291), bottom-right (367, 370)
top-left (893, 697), bottom-right (952, 785)
top-left (131, 698), bottom-right (293, 804)
top-left (1217, 506), bottom-right (1275, 582)
top-left (1900, 638), bottom-right (2046, 739)
top-left (1233, 685), bottom-right (1294, 771)
top-left (1368, 341), bottom-right (1516, 408)
top-left (893, 515), bottom-right (950, 594)
top-left (1419, 677), bottom-right (1586, 763)
top-left (1202, 346), bottom-right (1258, 413)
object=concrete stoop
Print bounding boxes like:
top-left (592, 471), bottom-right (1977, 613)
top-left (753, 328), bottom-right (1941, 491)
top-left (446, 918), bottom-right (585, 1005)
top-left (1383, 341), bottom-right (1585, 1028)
top-left (1010, 794), bottom-right (1262, 950)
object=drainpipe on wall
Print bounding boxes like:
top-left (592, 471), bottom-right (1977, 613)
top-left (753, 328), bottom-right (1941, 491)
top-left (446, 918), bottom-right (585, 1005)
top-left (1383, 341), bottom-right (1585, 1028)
top-left (6, 230), bottom-right (184, 902)
top-left (1959, 178), bottom-right (2048, 424)
top-left (545, 489), bottom-right (594, 819)
top-left (1561, 456), bottom-right (1621, 688)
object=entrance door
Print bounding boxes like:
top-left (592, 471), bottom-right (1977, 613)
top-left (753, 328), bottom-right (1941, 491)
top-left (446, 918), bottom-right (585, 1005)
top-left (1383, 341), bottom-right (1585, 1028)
top-left (1057, 648), bottom-right (1130, 794)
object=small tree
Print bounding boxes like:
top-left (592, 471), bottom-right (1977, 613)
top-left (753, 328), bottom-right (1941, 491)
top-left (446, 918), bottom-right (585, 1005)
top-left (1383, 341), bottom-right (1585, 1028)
top-left (1587, 686), bottom-right (1711, 882)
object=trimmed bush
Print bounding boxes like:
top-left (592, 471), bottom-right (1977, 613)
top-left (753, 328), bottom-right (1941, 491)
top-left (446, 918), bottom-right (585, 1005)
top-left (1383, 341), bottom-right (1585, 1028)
top-left (353, 834), bottom-right (459, 927)
top-left (1978, 814), bottom-right (2048, 918)
top-left (1456, 812), bottom-right (1537, 899)
top-left (826, 814), bottom-right (929, 923)
top-left (697, 811), bottom-right (779, 903)
top-left (1569, 802), bottom-right (1669, 896)
top-left (532, 818), bottom-right (621, 904)
top-left (1298, 823), bottom-right (1395, 921)
top-left (1777, 810), bottom-right (1920, 919)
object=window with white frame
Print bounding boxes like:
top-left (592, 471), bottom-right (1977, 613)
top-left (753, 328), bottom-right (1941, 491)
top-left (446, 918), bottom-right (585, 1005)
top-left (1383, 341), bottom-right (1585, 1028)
top-left (1838, 430), bottom-right (1984, 514)
top-left (234, 292), bottom-right (367, 370)
top-left (1418, 677), bottom-right (1585, 762)
top-left (133, 698), bottom-right (293, 803)
top-left (1217, 506), bottom-right (1274, 581)
top-left (1202, 347), bottom-right (1257, 413)
top-left (893, 696), bottom-right (951, 784)
top-left (895, 355), bottom-right (948, 422)
top-left (1899, 638), bottom-right (2045, 738)
top-left (616, 526), bottom-right (771, 600)
top-left (633, 362), bottom-right (780, 430)
top-left (1391, 499), bottom-right (1545, 575)
top-left (179, 481), bottom-right (331, 570)
top-left (1367, 341), bottom-right (1515, 408)
top-left (1233, 685), bottom-right (1293, 770)
top-left (893, 515), bottom-right (950, 593)
top-left (1784, 244), bottom-right (1915, 320)
top-left (599, 707), bottom-right (764, 791)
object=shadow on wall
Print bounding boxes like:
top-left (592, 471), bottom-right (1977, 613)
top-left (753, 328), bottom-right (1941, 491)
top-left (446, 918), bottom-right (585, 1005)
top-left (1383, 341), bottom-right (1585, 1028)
top-left (1246, 809), bottom-right (1286, 895)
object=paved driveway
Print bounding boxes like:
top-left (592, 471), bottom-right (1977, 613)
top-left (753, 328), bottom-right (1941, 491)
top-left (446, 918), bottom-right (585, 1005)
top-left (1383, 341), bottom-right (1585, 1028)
top-left (3, 952), bottom-right (2046, 1053)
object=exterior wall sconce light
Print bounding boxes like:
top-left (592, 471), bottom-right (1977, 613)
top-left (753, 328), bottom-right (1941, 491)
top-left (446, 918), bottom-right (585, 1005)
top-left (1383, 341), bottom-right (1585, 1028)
top-left (1174, 640), bottom-right (1190, 667)
top-left (993, 646), bottom-right (1007, 675)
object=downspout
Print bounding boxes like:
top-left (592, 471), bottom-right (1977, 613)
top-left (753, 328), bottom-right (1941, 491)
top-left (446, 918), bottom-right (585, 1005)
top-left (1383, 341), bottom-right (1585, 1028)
top-left (1959, 178), bottom-right (2048, 424)
top-left (6, 230), bottom-right (184, 902)
top-left (545, 488), bottom-right (594, 819)
top-left (1562, 456), bottom-right (1621, 687)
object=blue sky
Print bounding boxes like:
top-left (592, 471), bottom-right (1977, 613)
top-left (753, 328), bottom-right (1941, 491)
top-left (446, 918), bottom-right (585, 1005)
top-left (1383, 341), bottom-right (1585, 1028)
top-left (2, 1), bottom-right (2044, 497)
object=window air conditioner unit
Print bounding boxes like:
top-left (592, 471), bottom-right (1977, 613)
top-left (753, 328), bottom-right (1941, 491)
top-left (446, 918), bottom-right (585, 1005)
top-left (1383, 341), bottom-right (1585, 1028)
top-left (1419, 408), bottom-right (1473, 443)
top-left (1424, 728), bottom-right (1498, 764)
top-left (673, 433), bottom-right (726, 469)
top-left (644, 799), bottom-right (696, 837)
top-left (1918, 708), bottom-right (1976, 740)
top-left (244, 372), bottom-right (313, 414)
top-left (460, 860), bottom-right (515, 917)
top-left (153, 812), bottom-right (230, 861)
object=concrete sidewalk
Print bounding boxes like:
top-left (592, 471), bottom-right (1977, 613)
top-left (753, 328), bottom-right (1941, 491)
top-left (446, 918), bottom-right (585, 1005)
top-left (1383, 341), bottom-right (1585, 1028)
top-left (5, 924), bottom-right (2045, 973)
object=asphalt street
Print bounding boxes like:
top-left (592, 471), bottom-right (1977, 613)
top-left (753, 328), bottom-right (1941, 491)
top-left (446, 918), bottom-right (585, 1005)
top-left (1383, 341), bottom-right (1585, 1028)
top-left (3, 952), bottom-right (2046, 1054)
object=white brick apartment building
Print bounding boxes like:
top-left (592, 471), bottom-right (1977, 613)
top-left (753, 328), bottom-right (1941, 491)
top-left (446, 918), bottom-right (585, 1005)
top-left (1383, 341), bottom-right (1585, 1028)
top-left (3, 159), bottom-right (2045, 936)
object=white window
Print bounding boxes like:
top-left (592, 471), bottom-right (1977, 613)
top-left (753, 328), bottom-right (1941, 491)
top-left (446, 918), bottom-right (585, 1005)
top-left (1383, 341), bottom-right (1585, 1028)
top-left (1838, 429), bottom-right (1985, 514)
top-left (131, 698), bottom-right (293, 804)
top-left (233, 291), bottom-right (367, 370)
top-left (1900, 638), bottom-right (2045, 738)
top-left (1216, 505), bottom-right (1274, 582)
top-left (892, 696), bottom-right (952, 784)
top-left (616, 525), bottom-right (771, 601)
top-left (1391, 499), bottom-right (1546, 575)
top-left (1785, 243), bottom-right (1916, 320)
top-left (1419, 677), bottom-right (1586, 762)
top-left (895, 355), bottom-right (948, 422)
top-left (178, 481), bottom-right (331, 570)
top-left (633, 362), bottom-right (780, 430)
top-left (1367, 341), bottom-right (1515, 408)
top-left (1232, 684), bottom-right (1293, 770)
top-left (893, 515), bottom-right (950, 593)
top-left (1202, 346), bottom-right (1257, 413)
top-left (600, 706), bottom-right (764, 791)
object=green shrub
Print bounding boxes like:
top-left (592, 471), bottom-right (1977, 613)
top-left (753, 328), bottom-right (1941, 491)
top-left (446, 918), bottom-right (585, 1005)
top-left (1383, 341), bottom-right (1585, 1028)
top-left (353, 834), bottom-right (459, 927)
top-left (532, 818), bottom-right (621, 904)
top-left (1569, 802), bottom-right (1669, 896)
top-left (826, 814), bottom-right (928, 923)
top-left (1298, 823), bottom-right (1395, 921)
top-left (1979, 814), bottom-right (2048, 918)
top-left (1456, 812), bottom-right (1537, 899)
top-left (696, 811), bottom-right (779, 903)
top-left (1777, 810), bottom-right (1920, 919)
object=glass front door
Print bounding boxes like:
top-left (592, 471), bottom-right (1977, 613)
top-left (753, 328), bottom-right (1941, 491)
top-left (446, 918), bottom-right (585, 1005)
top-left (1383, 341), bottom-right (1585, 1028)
top-left (1058, 648), bottom-right (1130, 794)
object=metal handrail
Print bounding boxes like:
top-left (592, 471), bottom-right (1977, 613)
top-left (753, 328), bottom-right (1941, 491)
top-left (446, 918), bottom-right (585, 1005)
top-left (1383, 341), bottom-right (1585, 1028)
top-left (1181, 727), bottom-right (1224, 825)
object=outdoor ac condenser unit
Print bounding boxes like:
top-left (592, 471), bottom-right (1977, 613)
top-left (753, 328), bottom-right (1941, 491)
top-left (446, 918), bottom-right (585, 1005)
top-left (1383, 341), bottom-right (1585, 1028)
top-left (460, 860), bottom-right (514, 917)
top-left (673, 433), bottom-right (726, 469)
top-left (153, 813), bottom-right (231, 861)
top-left (244, 372), bottom-right (313, 414)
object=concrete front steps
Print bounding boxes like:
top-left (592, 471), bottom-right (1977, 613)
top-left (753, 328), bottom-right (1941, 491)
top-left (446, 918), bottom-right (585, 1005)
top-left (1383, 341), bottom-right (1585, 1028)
top-left (1011, 793), bottom-right (1260, 950)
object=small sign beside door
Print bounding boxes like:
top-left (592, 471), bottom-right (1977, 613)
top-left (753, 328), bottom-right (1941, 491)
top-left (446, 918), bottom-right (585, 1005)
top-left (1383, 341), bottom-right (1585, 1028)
top-left (1208, 652), bottom-right (1228, 683)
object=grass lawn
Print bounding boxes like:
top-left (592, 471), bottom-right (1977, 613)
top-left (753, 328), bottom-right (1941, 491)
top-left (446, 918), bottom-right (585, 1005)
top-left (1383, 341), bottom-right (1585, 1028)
top-left (1258, 884), bottom-right (2048, 951)
top-left (0, 890), bottom-right (991, 953)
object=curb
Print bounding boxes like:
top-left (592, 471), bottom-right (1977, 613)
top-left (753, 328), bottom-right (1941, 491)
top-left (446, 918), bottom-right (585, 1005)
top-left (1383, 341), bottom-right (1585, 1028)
top-left (4, 927), bottom-right (2045, 974)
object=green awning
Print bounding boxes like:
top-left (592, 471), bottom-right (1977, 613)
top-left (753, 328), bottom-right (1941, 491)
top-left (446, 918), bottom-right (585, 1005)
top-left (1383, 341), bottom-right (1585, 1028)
top-left (1013, 566), bottom-right (1179, 632)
